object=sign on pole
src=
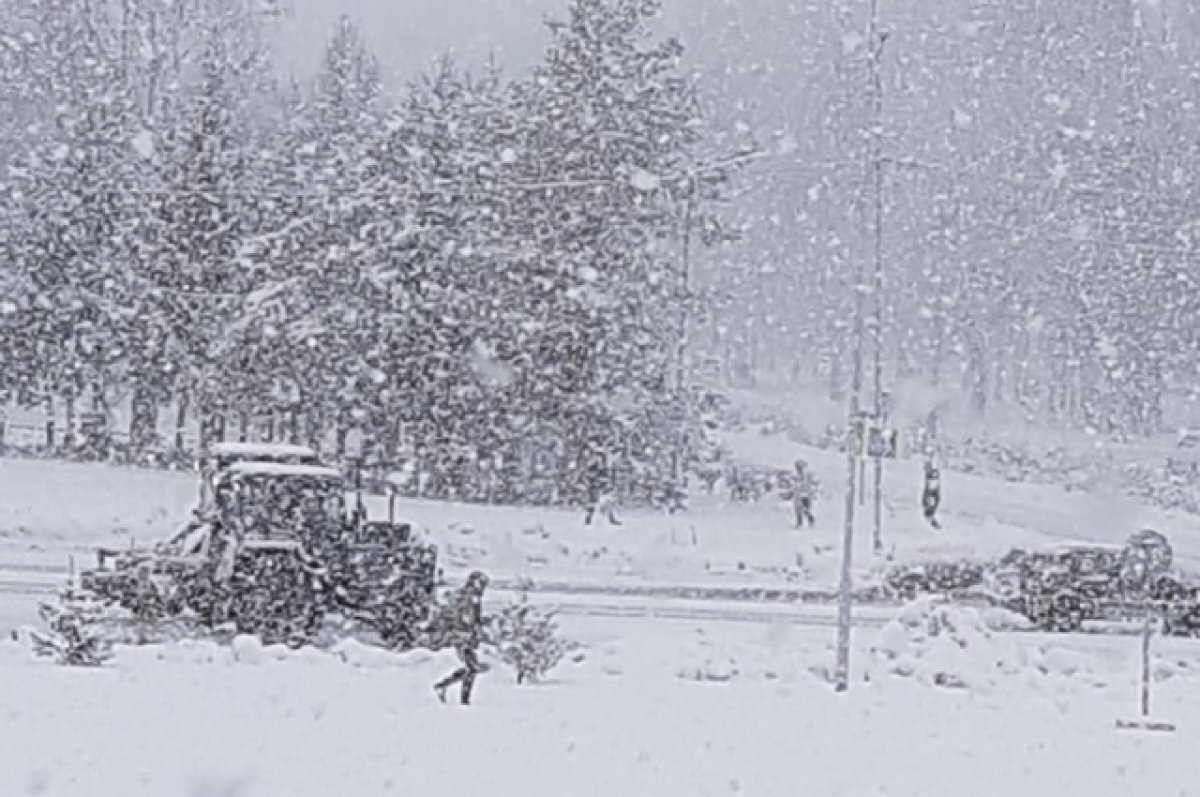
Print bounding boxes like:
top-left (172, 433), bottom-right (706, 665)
top-left (1115, 529), bottom-right (1177, 733)
top-left (860, 422), bottom-right (900, 460)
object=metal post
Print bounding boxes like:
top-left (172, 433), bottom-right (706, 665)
top-left (835, 402), bottom-right (862, 693)
top-left (675, 183), bottom-right (694, 494)
top-left (1141, 603), bottom-right (1152, 717)
top-left (869, 0), bottom-right (888, 557)
top-left (835, 0), bottom-right (886, 692)
top-left (858, 458), bottom-right (866, 506)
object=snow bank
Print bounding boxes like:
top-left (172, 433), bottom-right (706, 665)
top-left (869, 598), bottom-right (1104, 694)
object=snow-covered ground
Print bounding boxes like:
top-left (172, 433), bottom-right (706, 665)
top-left (5, 424), bottom-right (1199, 607)
top-left (2, 440), bottom-right (1200, 797)
top-left (2, 606), bottom-right (1198, 797)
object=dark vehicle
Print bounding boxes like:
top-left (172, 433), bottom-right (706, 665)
top-left (885, 534), bottom-right (1200, 636)
top-left (1144, 567), bottom-right (1200, 637)
top-left (886, 560), bottom-right (985, 600)
top-left (986, 544), bottom-right (1125, 632)
top-left (76, 460), bottom-right (438, 648)
top-left (987, 542), bottom-right (1200, 635)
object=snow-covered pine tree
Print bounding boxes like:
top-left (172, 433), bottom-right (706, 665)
top-left (227, 14), bottom-right (388, 451)
top-left (128, 36), bottom-right (247, 456)
top-left (365, 57), bottom-right (519, 493)
top-left (507, 0), bottom-right (730, 505)
top-left (144, 1), bottom-right (282, 451)
top-left (0, 1), bottom-right (144, 445)
top-left (489, 593), bottom-right (576, 684)
top-left (30, 583), bottom-right (113, 667)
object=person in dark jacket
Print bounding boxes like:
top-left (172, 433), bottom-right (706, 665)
top-left (791, 459), bottom-right (817, 528)
top-left (582, 448), bottom-right (621, 526)
top-left (433, 570), bottom-right (490, 705)
top-left (922, 460), bottom-right (942, 529)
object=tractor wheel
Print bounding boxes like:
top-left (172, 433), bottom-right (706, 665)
top-left (1048, 591), bottom-right (1083, 632)
top-left (227, 560), bottom-right (323, 647)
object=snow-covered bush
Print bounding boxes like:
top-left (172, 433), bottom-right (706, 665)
top-left (488, 595), bottom-right (577, 684)
top-left (677, 636), bottom-right (740, 683)
top-left (870, 597), bottom-right (1028, 692)
top-left (30, 585), bottom-right (113, 667)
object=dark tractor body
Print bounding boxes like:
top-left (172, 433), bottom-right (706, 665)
top-left (987, 545), bottom-right (1124, 632)
top-left (77, 457), bottom-right (438, 648)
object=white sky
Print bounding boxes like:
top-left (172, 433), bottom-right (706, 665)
top-left (273, 0), bottom-right (561, 87)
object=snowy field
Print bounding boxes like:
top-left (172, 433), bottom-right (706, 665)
top-left (2, 443), bottom-right (1200, 796)
top-left (2, 609), bottom-right (1199, 797)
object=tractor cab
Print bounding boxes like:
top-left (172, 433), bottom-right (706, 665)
top-left (198, 442), bottom-right (321, 508)
top-left (216, 461), bottom-right (348, 556)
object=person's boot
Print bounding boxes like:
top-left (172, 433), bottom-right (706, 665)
top-left (434, 672), bottom-right (458, 703)
top-left (461, 677), bottom-right (474, 706)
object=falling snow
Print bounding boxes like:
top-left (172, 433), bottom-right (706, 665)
top-left (0, 1), bottom-right (1198, 795)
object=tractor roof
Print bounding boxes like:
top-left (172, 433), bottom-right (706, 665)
top-left (208, 442), bottom-right (319, 459)
top-left (1048, 542), bottom-right (1124, 555)
top-left (225, 461), bottom-right (344, 480)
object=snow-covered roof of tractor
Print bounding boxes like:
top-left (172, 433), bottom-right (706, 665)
top-left (208, 442), bottom-right (319, 459)
top-left (1048, 542), bottom-right (1125, 554)
top-left (225, 461), bottom-right (343, 480)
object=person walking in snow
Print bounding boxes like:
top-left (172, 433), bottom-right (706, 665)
top-left (433, 570), bottom-right (490, 705)
top-left (582, 446), bottom-right (622, 526)
top-left (922, 460), bottom-right (942, 529)
top-left (792, 459), bottom-right (817, 528)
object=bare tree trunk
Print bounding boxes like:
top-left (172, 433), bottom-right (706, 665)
top-left (44, 394), bottom-right (55, 453)
top-left (64, 386), bottom-right (76, 453)
top-left (306, 408), bottom-right (322, 453)
top-left (829, 342), bottom-right (844, 400)
top-left (335, 416), bottom-right (348, 460)
top-left (129, 383), bottom-right (159, 456)
top-left (968, 336), bottom-right (988, 415)
top-left (175, 390), bottom-right (189, 452)
top-left (929, 311), bottom-right (947, 388)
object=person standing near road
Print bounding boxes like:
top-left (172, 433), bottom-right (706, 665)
top-left (792, 459), bottom-right (817, 528)
top-left (433, 570), bottom-right (490, 705)
top-left (582, 444), bottom-right (622, 526)
top-left (922, 460), bottom-right (942, 529)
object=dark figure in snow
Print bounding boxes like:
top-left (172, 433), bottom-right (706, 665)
top-left (792, 459), bottom-right (817, 528)
top-left (433, 570), bottom-right (490, 705)
top-left (582, 450), bottom-right (622, 526)
top-left (922, 460), bottom-right (942, 529)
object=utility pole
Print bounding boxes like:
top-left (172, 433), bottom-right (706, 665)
top-left (834, 0), bottom-right (886, 694)
top-left (869, 6), bottom-right (888, 556)
top-left (674, 177), bottom-right (695, 497)
top-left (834, 237), bottom-right (867, 693)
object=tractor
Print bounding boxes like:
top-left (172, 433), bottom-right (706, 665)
top-left (76, 457), bottom-right (438, 648)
